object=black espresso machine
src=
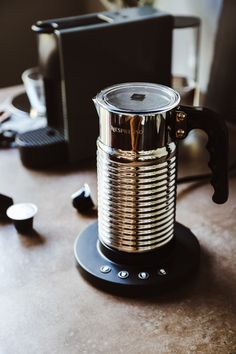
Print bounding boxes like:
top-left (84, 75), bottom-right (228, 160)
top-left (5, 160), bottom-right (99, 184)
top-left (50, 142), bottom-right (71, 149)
top-left (16, 6), bottom-right (200, 168)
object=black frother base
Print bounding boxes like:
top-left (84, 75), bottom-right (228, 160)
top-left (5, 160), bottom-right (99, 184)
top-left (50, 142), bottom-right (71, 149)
top-left (74, 222), bottom-right (200, 297)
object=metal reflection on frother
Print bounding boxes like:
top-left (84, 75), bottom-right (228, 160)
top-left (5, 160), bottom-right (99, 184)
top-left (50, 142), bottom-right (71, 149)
top-left (74, 82), bottom-right (228, 296)
top-left (94, 83), bottom-right (180, 253)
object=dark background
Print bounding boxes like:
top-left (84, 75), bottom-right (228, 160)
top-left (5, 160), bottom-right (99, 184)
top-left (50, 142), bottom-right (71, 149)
top-left (0, 0), bottom-right (103, 87)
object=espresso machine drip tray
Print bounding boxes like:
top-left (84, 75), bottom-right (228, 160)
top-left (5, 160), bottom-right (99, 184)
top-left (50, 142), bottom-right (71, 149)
top-left (74, 222), bottom-right (200, 297)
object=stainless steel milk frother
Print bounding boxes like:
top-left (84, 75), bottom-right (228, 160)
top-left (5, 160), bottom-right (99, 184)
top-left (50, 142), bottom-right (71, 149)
top-left (74, 82), bottom-right (228, 296)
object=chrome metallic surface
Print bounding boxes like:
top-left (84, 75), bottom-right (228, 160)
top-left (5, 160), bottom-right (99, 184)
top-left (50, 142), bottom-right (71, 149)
top-left (176, 129), bottom-right (186, 138)
top-left (176, 111), bottom-right (187, 122)
top-left (98, 110), bottom-right (169, 151)
top-left (97, 141), bottom-right (177, 253)
top-left (94, 83), bottom-right (180, 253)
top-left (94, 83), bottom-right (180, 152)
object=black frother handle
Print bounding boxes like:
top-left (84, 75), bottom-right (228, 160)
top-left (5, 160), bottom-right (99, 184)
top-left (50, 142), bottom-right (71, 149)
top-left (179, 105), bottom-right (229, 204)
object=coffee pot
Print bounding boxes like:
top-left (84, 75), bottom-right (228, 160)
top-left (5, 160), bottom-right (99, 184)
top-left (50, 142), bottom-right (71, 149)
top-left (74, 82), bottom-right (228, 296)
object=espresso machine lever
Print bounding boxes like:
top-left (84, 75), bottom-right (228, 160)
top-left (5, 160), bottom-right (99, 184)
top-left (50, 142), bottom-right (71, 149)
top-left (74, 82), bottom-right (228, 297)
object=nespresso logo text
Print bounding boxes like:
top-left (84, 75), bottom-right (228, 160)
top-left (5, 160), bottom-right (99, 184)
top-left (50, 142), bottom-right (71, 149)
top-left (111, 126), bottom-right (143, 135)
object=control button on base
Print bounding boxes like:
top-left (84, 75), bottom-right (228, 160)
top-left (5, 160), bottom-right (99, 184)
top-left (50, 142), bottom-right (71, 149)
top-left (158, 268), bottom-right (168, 276)
top-left (100, 265), bottom-right (111, 274)
top-left (118, 270), bottom-right (129, 279)
top-left (138, 272), bottom-right (149, 280)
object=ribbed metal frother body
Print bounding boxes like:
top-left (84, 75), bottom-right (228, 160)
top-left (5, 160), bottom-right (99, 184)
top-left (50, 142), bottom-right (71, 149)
top-left (94, 83), bottom-right (180, 253)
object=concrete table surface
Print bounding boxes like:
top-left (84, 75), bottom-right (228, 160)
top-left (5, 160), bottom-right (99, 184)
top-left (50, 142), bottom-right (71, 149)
top-left (0, 87), bottom-right (236, 354)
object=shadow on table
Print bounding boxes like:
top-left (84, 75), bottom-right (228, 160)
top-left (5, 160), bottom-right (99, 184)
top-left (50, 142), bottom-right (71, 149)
top-left (130, 246), bottom-right (236, 313)
top-left (0, 216), bottom-right (46, 247)
top-left (177, 180), bottom-right (209, 201)
top-left (17, 229), bottom-right (46, 247)
top-left (96, 245), bottom-right (236, 317)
